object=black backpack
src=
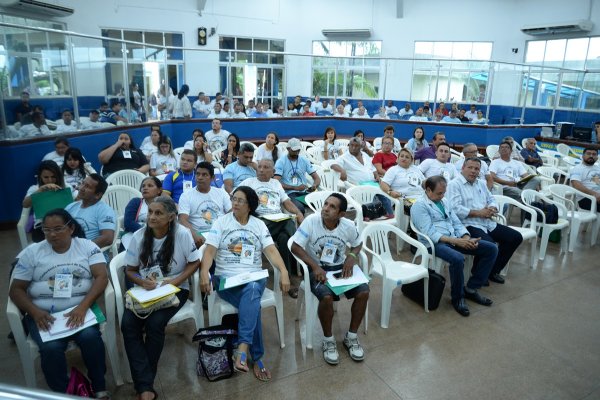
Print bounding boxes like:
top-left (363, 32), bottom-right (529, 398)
top-left (522, 201), bottom-right (559, 225)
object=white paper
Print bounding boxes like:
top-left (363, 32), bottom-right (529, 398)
top-left (223, 270), bottom-right (269, 289)
top-left (325, 265), bottom-right (369, 287)
top-left (261, 213), bottom-right (292, 222)
top-left (39, 306), bottom-right (98, 343)
top-left (127, 283), bottom-right (179, 303)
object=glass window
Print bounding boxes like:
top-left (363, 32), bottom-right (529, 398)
top-left (525, 41), bottom-right (545, 64)
top-left (165, 33), bottom-right (183, 60)
top-left (582, 73), bottom-right (600, 110)
top-left (543, 39), bottom-right (566, 67)
top-left (586, 37), bottom-right (600, 70)
top-left (101, 29), bottom-right (122, 58)
top-left (564, 38), bottom-right (588, 69)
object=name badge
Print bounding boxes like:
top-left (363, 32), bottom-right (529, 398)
top-left (291, 175), bottom-right (299, 185)
top-left (506, 169), bottom-right (514, 178)
top-left (442, 170), bottom-right (450, 180)
top-left (320, 242), bottom-right (336, 263)
top-left (183, 180), bottom-right (193, 191)
top-left (122, 150), bottom-right (132, 159)
top-left (142, 265), bottom-right (164, 282)
top-left (53, 274), bottom-right (73, 298)
top-left (240, 244), bottom-right (255, 265)
top-left (408, 175), bottom-right (419, 187)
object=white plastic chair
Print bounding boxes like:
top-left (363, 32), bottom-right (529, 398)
top-left (305, 146), bottom-right (324, 165)
top-left (316, 168), bottom-right (340, 191)
top-left (346, 185), bottom-right (404, 233)
top-left (6, 279), bottom-right (124, 388)
top-left (537, 166), bottom-right (569, 185)
top-left (105, 169), bottom-right (147, 189)
top-left (102, 185), bottom-right (142, 218)
top-left (556, 143), bottom-right (580, 160)
top-left (109, 251), bottom-right (204, 330)
top-left (305, 190), bottom-right (334, 213)
top-left (521, 189), bottom-right (570, 260)
top-left (240, 141), bottom-right (258, 151)
top-left (207, 264), bottom-right (285, 349)
top-left (17, 207), bottom-right (31, 249)
top-left (173, 146), bottom-right (185, 162)
top-left (486, 145), bottom-right (499, 159)
top-left (493, 195), bottom-right (538, 269)
top-left (361, 224), bottom-right (430, 328)
top-left (300, 141), bottom-right (314, 153)
top-left (548, 184), bottom-right (598, 251)
top-left (288, 237), bottom-right (368, 350)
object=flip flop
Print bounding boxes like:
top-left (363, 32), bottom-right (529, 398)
top-left (253, 359), bottom-right (272, 382)
top-left (233, 350), bottom-right (249, 372)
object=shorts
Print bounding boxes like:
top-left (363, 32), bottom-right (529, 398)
top-left (309, 263), bottom-right (370, 301)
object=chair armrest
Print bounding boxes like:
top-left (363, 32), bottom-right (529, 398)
top-left (272, 264), bottom-right (281, 294)
top-left (410, 220), bottom-right (436, 261)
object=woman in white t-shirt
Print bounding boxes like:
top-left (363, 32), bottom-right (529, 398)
top-left (191, 130), bottom-right (214, 164)
top-left (254, 132), bottom-right (282, 163)
top-left (122, 176), bottom-right (163, 250)
top-left (122, 196), bottom-right (200, 400)
top-left (380, 148), bottom-right (426, 200)
top-left (200, 186), bottom-right (290, 382)
top-left (320, 126), bottom-right (343, 160)
top-left (62, 147), bottom-right (95, 197)
top-left (140, 128), bottom-right (162, 160)
top-left (9, 209), bottom-right (110, 398)
top-left (149, 136), bottom-right (178, 177)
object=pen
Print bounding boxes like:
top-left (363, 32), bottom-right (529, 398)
top-left (315, 282), bottom-right (321, 289)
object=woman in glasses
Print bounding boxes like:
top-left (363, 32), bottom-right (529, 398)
top-left (200, 186), bottom-right (290, 382)
top-left (9, 209), bottom-right (110, 399)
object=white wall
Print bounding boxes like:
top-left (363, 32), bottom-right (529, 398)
top-left (35, 0), bottom-right (600, 99)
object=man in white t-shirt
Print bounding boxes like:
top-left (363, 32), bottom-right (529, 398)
top-left (351, 101), bottom-right (364, 116)
top-left (241, 159), bottom-right (304, 297)
top-left (489, 141), bottom-right (540, 201)
top-left (230, 103), bottom-right (247, 119)
top-left (569, 147), bottom-right (600, 211)
top-left (409, 107), bottom-right (429, 122)
top-left (205, 119), bottom-right (231, 152)
top-left (419, 142), bottom-right (457, 180)
top-left (179, 162), bottom-right (231, 248)
top-left (291, 193), bottom-right (369, 366)
top-left (384, 100), bottom-right (398, 115)
top-left (373, 125), bottom-right (402, 152)
top-left (399, 103), bottom-right (414, 118)
top-left (353, 106), bottom-right (370, 119)
top-left (55, 110), bottom-right (79, 133)
top-left (207, 103), bottom-right (230, 119)
top-left (42, 136), bottom-right (70, 167)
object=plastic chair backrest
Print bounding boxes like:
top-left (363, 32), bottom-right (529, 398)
top-left (102, 185), bottom-right (142, 217)
top-left (240, 141), bottom-right (257, 151)
top-left (316, 169), bottom-right (339, 191)
top-left (105, 169), bottom-right (146, 189)
top-left (537, 166), bottom-right (567, 184)
top-left (305, 146), bottom-right (324, 164)
top-left (486, 145), bottom-right (499, 159)
top-left (305, 190), bottom-right (334, 213)
top-left (346, 185), bottom-right (381, 204)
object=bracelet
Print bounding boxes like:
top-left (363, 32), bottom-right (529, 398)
top-left (348, 252), bottom-right (358, 260)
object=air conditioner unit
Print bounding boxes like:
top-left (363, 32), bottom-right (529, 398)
top-left (521, 20), bottom-right (593, 36)
top-left (0, 0), bottom-right (74, 17)
top-left (322, 29), bottom-right (372, 39)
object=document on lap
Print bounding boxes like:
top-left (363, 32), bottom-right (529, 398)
top-left (39, 304), bottom-right (105, 342)
top-left (218, 270), bottom-right (269, 290)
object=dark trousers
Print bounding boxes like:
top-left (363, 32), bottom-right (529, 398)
top-left (262, 217), bottom-right (297, 275)
top-left (121, 289), bottom-right (188, 394)
top-left (467, 224), bottom-right (523, 276)
top-left (288, 192), bottom-right (308, 214)
top-left (579, 198), bottom-right (600, 212)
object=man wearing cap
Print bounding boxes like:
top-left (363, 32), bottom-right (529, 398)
top-left (274, 138), bottom-right (321, 214)
top-left (80, 110), bottom-right (103, 130)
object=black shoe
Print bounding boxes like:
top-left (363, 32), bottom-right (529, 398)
top-left (464, 288), bottom-right (493, 306)
top-left (452, 299), bottom-right (470, 317)
top-left (489, 274), bottom-right (505, 284)
top-left (483, 280), bottom-right (490, 287)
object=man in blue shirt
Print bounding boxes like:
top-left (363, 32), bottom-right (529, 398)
top-left (162, 149), bottom-right (197, 203)
top-left (442, 109), bottom-right (462, 123)
top-left (411, 175), bottom-right (498, 317)
top-left (520, 138), bottom-right (543, 168)
top-left (223, 143), bottom-right (257, 194)
top-left (274, 138), bottom-right (321, 214)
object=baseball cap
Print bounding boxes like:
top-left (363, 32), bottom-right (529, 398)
top-left (287, 138), bottom-right (302, 151)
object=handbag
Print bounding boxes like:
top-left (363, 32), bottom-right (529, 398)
top-left (192, 325), bottom-right (237, 382)
top-left (125, 291), bottom-right (180, 318)
top-left (66, 367), bottom-right (94, 397)
top-left (401, 268), bottom-right (446, 310)
top-left (362, 201), bottom-right (385, 220)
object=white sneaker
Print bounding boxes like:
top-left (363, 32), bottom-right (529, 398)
top-left (322, 340), bottom-right (339, 365)
top-left (343, 334), bottom-right (364, 361)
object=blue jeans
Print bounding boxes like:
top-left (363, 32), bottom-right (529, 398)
top-left (375, 194), bottom-right (394, 215)
top-left (121, 289), bottom-right (188, 394)
top-left (24, 315), bottom-right (107, 393)
top-left (433, 240), bottom-right (498, 302)
top-left (467, 225), bottom-right (523, 276)
top-left (214, 276), bottom-right (266, 361)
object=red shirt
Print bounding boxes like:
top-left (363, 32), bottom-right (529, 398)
top-left (372, 151), bottom-right (397, 171)
top-left (303, 111), bottom-right (315, 117)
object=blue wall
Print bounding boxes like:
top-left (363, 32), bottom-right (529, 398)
top-left (0, 118), bottom-right (545, 225)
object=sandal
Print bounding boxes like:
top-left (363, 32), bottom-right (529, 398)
top-left (253, 359), bottom-right (272, 382)
top-left (233, 350), bottom-right (249, 372)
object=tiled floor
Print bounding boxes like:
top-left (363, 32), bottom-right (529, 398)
top-left (1, 225), bottom-right (599, 400)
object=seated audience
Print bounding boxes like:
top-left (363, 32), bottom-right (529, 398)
top-left (100, 101), bottom-right (127, 125)
top-left (179, 162), bottom-right (231, 248)
top-left (380, 148), bottom-right (425, 200)
top-left (291, 193), bottom-right (369, 365)
top-left (98, 132), bottom-right (150, 177)
top-left (454, 143), bottom-right (493, 190)
top-left (200, 186), bottom-right (290, 382)
top-left (372, 137), bottom-right (397, 176)
top-left (63, 147), bottom-right (94, 195)
top-left (320, 126), bottom-right (343, 160)
top-left (385, 100), bottom-right (398, 115)
top-left (409, 107), bottom-right (429, 122)
top-left (80, 110), bottom-right (103, 130)
top-left (457, 109), bottom-right (470, 123)
top-left (301, 104), bottom-right (315, 117)
top-left (520, 138), bottom-right (543, 168)
top-left (334, 105), bottom-right (349, 117)
top-left (219, 133), bottom-right (241, 167)
top-left (208, 102), bottom-right (229, 119)
top-left (122, 176), bottom-right (163, 249)
top-left (205, 119), bottom-right (231, 152)
top-left (492, 136), bottom-right (524, 161)
top-left (42, 136), bottom-right (70, 166)
top-left (353, 106), bottom-right (370, 119)
top-left (351, 101), bottom-right (365, 116)
top-left (372, 107), bottom-right (390, 120)
top-left (442, 109), bottom-right (462, 123)
top-left (373, 125), bottom-right (401, 153)
top-left (419, 142), bottom-right (457, 180)
top-left (414, 131), bottom-right (446, 163)
top-left (471, 110), bottom-right (488, 124)
top-left (399, 103), bottom-right (413, 117)
top-left (405, 126), bottom-right (428, 153)
top-left (489, 141), bottom-right (540, 201)
top-left (122, 196), bottom-right (200, 400)
top-left (183, 128), bottom-right (203, 149)
top-left (569, 147), bottom-right (600, 211)
top-left (55, 110), bottom-right (79, 133)
top-left (231, 103), bottom-right (248, 119)
top-left (19, 111), bottom-right (51, 136)
top-left (162, 150), bottom-right (196, 204)
top-left (411, 176), bottom-right (498, 317)
top-left (149, 136), bottom-right (178, 177)
top-left (191, 131), bottom-right (214, 164)
top-left (465, 104), bottom-right (478, 121)
top-left (140, 125), bottom-right (162, 159)
top-left (353, 129), bottom-right (374, 157)
top-left (249, 103), bottom-right (268, 118)
top-left (119, 101), bottom-right (139, 124)
top-left (447, 157), bottom-right (523, 284)
top-left (9, 209), bottom-right (110, 398)
top-left (254, 132), bottom-right (282, 163)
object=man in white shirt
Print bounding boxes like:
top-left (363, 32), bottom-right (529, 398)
top-left (454, 143), bottom-right (494, 190)
top-left (409, 107), bottom-right (429, 122)
top-left (55, 110), bottom-right (79, 133)
top-left (569, 147), bottom-right (600, 211)
top-left (399, 103), bottom-right (414, 118)
top-left (353, 106), bottom-right (370, 119)
top-left (230, 103), bottom-right (247, 119)
top-left (241, 159), bottom-right (304, 297)
top-left (312, 95), bottom-right (323, 112)
top-left (331, 138), bottom-right (394, 217)
top-left (245, 100), bottom-right (256, 116)
top-left (447, 158), bottom-right (523, 284)
top-left (419, 142), bottom-right (457, 180)
top-left (205, 119), bottom-right (231, 152)
top-left (192, 92), bottom-right (209, 118)
top-left (372, 107), bottom-right (390, 120)
top-left (19, 111), bottom-right (52, 137)
top-left (291, 193), bottom-right (369, 365)
top-left (208, 102), bottom-right (229, 119)
top-left (373, 125), bottom-right (401, 152)
top-left (334, 105), bottom-right (349, 118)
top-left (341, 99), bottom-right (352, 115)
top-left (80, 110), bottom-right (103, 130)
top-left (385, 100), bottom-right (398, 115)
top-left (319, 99), bottom-right (333, 114)
top-left (179, 162), bottom-right (231, 248)
top-left (42, 136), bottom-right (70, 166)
top-left (489, 141), bottom-right (540, 201)
top-left (351, 101), bottom-right (364, 116)
top-left (209, 92), bottom-right (225, 108)
top-left (465, 104), bottom-right (478, 121)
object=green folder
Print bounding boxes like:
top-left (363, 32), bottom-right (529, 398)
top-left (294, 195), bottom-right (307, 205)
top-left (359, 181), bottom-right (379, 187)
top-left (90, 303), bottom-right (106, 324)
top-left (325, 282), bottom-right (362, 296)
top-left (31, 188), bottom-right (73, 220)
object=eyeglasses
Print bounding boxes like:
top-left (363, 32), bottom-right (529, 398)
top-left (42, 222), bottom-right (70, 234)
top-left (230, 196), bottom-right (248, 205)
